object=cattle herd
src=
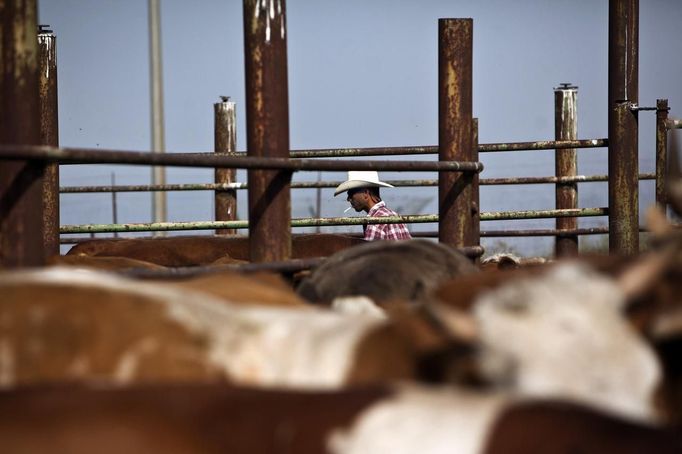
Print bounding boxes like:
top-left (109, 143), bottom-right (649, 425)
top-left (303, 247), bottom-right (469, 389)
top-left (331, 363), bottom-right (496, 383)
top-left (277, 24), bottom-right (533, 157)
top-left (1, 210), bottom-right (682, 451)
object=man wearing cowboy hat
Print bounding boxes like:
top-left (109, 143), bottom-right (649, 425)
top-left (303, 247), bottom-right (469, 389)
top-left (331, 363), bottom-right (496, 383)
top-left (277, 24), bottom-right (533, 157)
top-left (334, 171), bottom-right (412, 241)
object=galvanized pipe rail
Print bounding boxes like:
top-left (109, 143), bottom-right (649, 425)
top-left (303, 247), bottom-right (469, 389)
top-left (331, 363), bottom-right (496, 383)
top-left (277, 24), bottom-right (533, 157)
top-left (57, 227), bottom-right (626, 244)
top-left (285, 139), bottom-right (608, 158)
top-left (352, 227), bottom-right (629, 238)
top-left (0, 145), bottom-right (483, 173)
top-left (59, 173), bottom-right (657, 194)
top-left (50, 139), bottom-right (607, 162)
top-left (59, 208), bottom-right (607, 235)
top-left (416, 227), bottom-right (617, 238)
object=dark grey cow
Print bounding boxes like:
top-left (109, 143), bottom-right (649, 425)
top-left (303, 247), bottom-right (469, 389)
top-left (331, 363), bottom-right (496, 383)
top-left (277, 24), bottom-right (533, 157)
top-left (297, 239), bottom-right (478, 305)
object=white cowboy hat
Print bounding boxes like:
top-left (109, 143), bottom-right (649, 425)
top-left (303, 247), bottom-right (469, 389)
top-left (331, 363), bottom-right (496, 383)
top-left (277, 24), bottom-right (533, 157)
top-left (334, 171), bottom-right (394, 196)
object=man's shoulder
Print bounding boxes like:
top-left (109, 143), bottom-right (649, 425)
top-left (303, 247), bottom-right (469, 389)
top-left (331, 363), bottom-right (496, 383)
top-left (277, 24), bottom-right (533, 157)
top-left (370, 204), bottom-right (398, 217)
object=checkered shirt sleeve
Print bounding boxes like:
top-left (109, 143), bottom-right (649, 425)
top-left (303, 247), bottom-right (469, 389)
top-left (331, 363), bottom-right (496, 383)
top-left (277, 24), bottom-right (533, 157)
top-left (364, 202), bottom-right (412, 241)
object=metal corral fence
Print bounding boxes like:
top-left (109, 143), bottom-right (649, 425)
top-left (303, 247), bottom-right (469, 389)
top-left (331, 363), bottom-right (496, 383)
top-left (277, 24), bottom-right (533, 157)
top-left (0, 0), bottom-right (678, 267)
top-left (56, 90), bottom-right (678, 259)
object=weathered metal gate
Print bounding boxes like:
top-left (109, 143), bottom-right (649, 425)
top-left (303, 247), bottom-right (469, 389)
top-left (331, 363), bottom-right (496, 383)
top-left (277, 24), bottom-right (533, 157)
top-left (1, 0), bottom-right (677, 268)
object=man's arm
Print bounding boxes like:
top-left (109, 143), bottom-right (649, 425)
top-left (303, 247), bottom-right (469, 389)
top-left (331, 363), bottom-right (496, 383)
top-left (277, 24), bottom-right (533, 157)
top-left (364, 223), bottom-right (387, 241)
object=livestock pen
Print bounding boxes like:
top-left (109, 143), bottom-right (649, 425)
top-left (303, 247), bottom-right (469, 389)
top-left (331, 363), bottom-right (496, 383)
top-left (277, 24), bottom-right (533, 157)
top-left (1, 0), bottom-right (680, 269)
top-left (3, 3), bottom-right (682, 452)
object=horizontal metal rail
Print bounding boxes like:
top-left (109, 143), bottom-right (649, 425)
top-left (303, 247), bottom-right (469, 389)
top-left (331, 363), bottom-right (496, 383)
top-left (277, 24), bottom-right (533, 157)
top-left (285, 138), bottom-right (607, 157)
top-left (482, 227), bottom-right (613, 237)
top-left (59, 208), bottom-right (607, 235)
top-left (57, 225), bottom-right (631, 245)
top-left (59, 173), bottom-right (657, 193)
top-left (482, 173), bottom-right (654, 185)
top-left (344, 227), bottom-right (620, 238)
top-left (405, 227), bottom-right (639, 237)
top-left (481, 207), bottom-right (607, 221)
top-left (69, 139), bottom-right (603, 161)
top-left (0, 145), bottom-right (482, 172)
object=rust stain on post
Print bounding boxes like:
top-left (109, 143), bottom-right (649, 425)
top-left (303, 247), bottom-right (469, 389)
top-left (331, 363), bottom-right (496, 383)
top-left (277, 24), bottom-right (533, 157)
top-left (38, 26), bottom-right (59, 258)
top-left (214, 97), bottom-right (237, 235)
top-left (554, 84), bottom-right (578, 257)
top-left (438, 18), bottom-right (473, 249)
top-left (0, 0), bottom-right (46, 267)
top-left (608, 0), bottom-right (639, 255)
top-left (243, 0), bottom-right (291, 262)
top-left (655, 99), bottom-right (668, 207)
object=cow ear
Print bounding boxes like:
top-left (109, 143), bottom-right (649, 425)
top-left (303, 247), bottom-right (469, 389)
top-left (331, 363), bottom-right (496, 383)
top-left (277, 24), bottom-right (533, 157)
top-left (645, 205), bottom-right (673, 237)
top-left (617, 248), bottom-right (674, 301)
top-left (420, 302), bottom-right (478, 343)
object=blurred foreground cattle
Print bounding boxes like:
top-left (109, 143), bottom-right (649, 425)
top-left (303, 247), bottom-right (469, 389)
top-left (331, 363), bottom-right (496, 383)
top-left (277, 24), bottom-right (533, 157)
top-left (429, 204), bottom-right (682, 424)
top-left (0, 267), bottom-right (421, 388)
top-left (0, 383), bottom-right (680, 454)
top-left (297, 239), bottom-right (478, 305)
top-left (65, 233), bottom-right (366, 266)
top-left (431, 261), bottom-right (663, 422)
top-left (161, 270), bottom-right (309, 308)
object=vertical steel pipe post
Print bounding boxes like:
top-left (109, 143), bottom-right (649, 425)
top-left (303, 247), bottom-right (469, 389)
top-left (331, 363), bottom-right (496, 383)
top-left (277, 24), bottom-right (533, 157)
top-left (243, 0), bottom-right (292, 262)
top-left (214, 96), bottom-right (238, 235)
top-left (471, 118), bottom-right (480, 255)
top-left (38, 25), bottom-right (59, 258)
top-left (655, 99), bottom-right (669, 207)
top-left (438, 18), bottom-right (474, 248)
top-left (148, 0), bottom-right (167, 234)
top-left (0, 0), bottom-right (45, 266)
top-left (554, 83), bottom-right (579, 257)
top-left (608, 0), bottom-right (639, 255)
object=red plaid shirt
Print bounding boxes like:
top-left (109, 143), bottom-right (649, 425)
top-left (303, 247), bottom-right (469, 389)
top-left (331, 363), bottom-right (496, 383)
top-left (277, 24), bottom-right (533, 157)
top-left (364, 201), bottom-right (412, 241)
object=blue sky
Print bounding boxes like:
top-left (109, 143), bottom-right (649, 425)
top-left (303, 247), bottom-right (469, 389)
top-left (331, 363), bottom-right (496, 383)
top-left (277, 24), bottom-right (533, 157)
top-left (39, 0), bottom-right (682, 255)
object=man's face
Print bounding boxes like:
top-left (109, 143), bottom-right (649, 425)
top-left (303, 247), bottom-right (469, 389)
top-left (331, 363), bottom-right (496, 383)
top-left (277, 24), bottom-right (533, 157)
top-left (346, 188), bottom-right (369, 212)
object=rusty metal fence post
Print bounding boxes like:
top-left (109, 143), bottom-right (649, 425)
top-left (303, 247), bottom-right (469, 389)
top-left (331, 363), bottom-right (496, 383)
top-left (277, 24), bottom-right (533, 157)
top-left (471, 118), bottom-right (480, 255)
top-left (554, 83), bottom-right (579, 257)
top-left (243, 0), bottom-right (292, 262)
top-left (438, 18), bottom-right (474, 249)
top-left (0, 0), bottom-right (46, 266)
top-left (656, 99), bottom-right (669, 207)
top-left (608, 0), bottom-right (639, 255)
top-left (38, 25), bottom-right (60, 258)
top-left (214, 96), bottom-right (237, 235)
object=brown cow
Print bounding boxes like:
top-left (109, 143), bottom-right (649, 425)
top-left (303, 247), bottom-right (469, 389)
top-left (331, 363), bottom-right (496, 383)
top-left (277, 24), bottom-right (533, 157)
top-left (161, 270), bottom-right (308, 308)
top-left (49, 254), bottom-right (167, 271)
top-left (0, 383), bottom-right (679, 454)
top-left (0, 267), bottom-right (417, 388)
top-left (65, 233), bottom-right (366, 267)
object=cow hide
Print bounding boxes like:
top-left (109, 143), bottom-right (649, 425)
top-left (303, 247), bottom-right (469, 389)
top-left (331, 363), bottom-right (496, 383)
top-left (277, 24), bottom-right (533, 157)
top-left (297, 240), bottom-right (478, 305)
